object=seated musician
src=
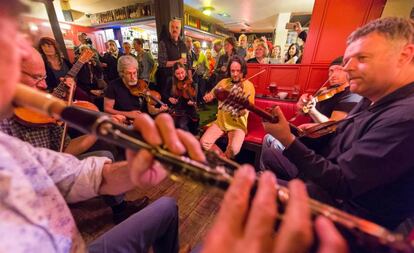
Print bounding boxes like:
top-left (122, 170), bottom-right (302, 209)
top-left (0, 47), bottom-right (99, 156)
top-left (201, 55), bottom-right (255, 158)
top-left (104, 55), bottom-right (167, 119)
top-left (297, 56), bottom-right (362, 127)
top-left (0, 3), bottom-right (351, 252)
top-left (38, 37), bottom-right (90, 101)
top-left (0, 46), bottom-right (151, 224)
top-left (168, 62), bottom-right (199, 135)
top-left (259, 17), bottom-right (414, 235)
top-left (261, 56), bottom-right (362, 165)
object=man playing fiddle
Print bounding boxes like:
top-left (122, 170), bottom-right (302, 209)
top-left (261, 57), bottom-right (362, 166)
top-left (260, 17), bottom-right (414, 234)
top-left (104, 55), bottom-right (168, 119)
top-left (297, 56), bottom-right (362, 126)
top-left (201, 55), bottom-right (255, 158)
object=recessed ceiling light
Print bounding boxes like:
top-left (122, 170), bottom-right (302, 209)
top-left (201, 6), bottom-right (215, 16)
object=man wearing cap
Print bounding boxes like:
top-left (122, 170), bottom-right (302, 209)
top-left (295, 56), bottom-right (362, 126)
top-left (260, 56), bottom-right (362, 171)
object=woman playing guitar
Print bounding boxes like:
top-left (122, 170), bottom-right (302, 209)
top-left (167, 62), bottom-right (199, 134)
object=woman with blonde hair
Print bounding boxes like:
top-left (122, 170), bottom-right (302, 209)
top-left (247, 41), bottom-right (269, 64)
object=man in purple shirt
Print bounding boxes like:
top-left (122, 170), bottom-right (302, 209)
top-left (261, 17), bottom-right (414, 231)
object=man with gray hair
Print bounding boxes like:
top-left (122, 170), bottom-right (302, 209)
top-left (104, 55), bottom-right (166, 119)
top-left (104, 55), bottom-right (148, 119)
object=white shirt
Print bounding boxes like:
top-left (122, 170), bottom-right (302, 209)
top-left (0, 132), bottom-right (110, 252)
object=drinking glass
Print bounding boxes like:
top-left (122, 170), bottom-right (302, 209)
top-left (269, 82), bottom-right (278, 97)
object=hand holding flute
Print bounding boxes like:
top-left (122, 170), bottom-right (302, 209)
top-left (13, 84), bottom-right (413, 253)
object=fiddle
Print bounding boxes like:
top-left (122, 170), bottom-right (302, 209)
top-left (13, 100), bottom-right (98, 127)
top-left (125, 79), bottom-right (169, 115)
top-left (302, 82), bottom-right (349, 114)
top-left (176, 79), bottom-right (196, 102)
top-left (13, 48), bottom-right (97, 127)
top-left (125, 79), bottom-right (149, 97)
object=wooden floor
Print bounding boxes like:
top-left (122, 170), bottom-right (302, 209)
top-left (70, 177), bottom-right (224, 248)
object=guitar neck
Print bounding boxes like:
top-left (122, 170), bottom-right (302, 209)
top-left (53, 60), bottom-right (88, 99)
top-left (244, 102), bottom-right (278, 123)
top-left (66, 60), bottom-right (85, 78)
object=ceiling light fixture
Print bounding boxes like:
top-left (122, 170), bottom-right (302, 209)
top-left (201, 6), bottom-right (215, 16)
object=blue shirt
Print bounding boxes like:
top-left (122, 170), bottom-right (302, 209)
top-left (284, 82), bottom-right (414, 229)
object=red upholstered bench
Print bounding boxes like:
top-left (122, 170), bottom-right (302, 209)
top-left (242, 98), bottom-right (310, 169)
top-left (245, 98), bottom-right (310, 145)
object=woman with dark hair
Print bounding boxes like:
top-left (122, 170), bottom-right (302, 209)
top-left (202, 55), bottom-right (255, 158)
top-left (167, 62), bottom-right (199, 134)
top-left (285, 43), bottom-right (301, 64)
top-left (37, 37), bottom-right (72, 92)
top-left (214, 37), bottom-right (237, 83)
top-left (37, 37), bottom-right (92, 101)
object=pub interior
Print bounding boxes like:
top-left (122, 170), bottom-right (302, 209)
top-left (1, 0), bottom-right (414, 252)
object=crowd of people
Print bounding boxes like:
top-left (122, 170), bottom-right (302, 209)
top-left (0, 1), bottom-right (413, 252)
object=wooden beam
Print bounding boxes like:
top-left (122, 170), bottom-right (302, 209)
top-left (34, 0), bottom-right (69, 60)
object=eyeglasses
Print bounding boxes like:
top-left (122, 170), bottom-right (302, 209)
top-left (21, 70), bottom-right (47, 85)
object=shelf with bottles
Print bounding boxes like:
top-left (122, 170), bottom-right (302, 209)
top-left (91, 3), bottom-right (153, 25)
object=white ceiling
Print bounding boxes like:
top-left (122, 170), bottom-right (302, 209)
top-left (184, 0), bottom-right (315, 32)
top-left (25, 0), bottom-right (315, 32)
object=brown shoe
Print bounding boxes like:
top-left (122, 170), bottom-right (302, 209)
top-left (112, 196), bottom-right (150, 224)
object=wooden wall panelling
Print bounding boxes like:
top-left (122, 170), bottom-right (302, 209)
top-left (245, 64), bottom-right (268, 95)
top-left (267, 65), bottom-right (300, 92)
top-left (304, 66), bottom-right (330, 93)
top-left (311, 0), bottom-right (385, 64)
